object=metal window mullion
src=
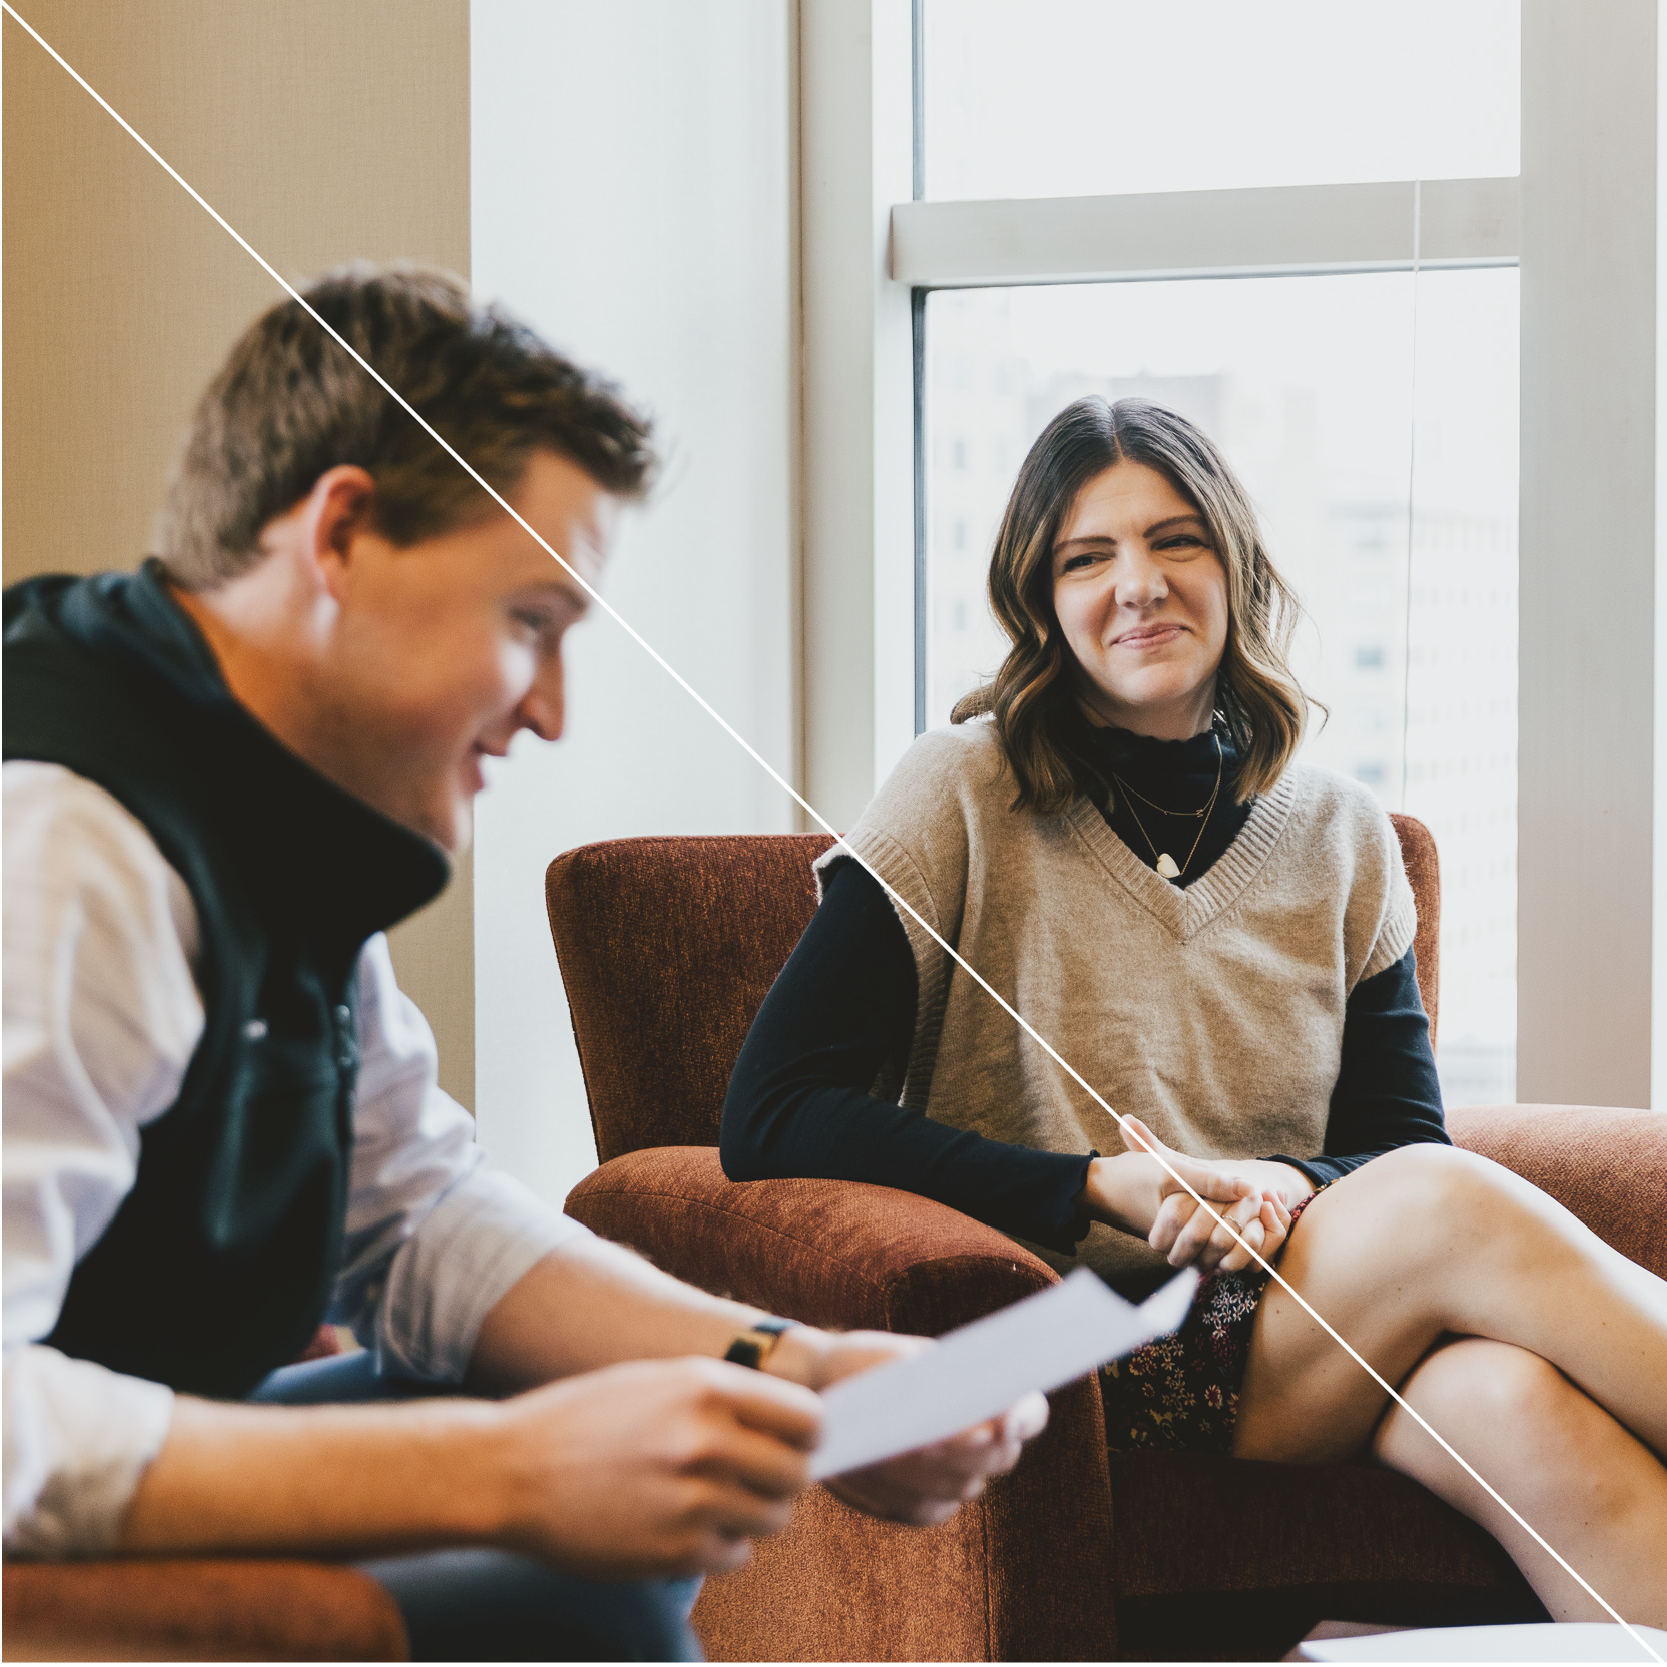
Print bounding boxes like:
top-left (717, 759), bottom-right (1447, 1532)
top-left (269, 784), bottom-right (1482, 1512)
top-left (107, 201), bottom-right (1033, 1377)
top-left (892, 175), bottom-right (1519, 291)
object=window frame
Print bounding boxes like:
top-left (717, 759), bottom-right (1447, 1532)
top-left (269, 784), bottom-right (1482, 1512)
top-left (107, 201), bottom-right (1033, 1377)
top-left (797, 0), bottom-right (1659, 1107)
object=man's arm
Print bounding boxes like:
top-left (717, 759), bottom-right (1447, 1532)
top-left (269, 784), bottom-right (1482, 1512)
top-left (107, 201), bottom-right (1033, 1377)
top-left (117, 1351), bottom-right (821, 1578)
top-left (467, 1230), bottom-right (824, 1390)
top-left (465, 1234), bottom-right (1049, 1531)
top-left (2, 763), bottom-right (203, 1557)
top-left (119, 1230), bottom-right (1043, 1570)
top-left (4, 768), bottom-right (1041, 1571)
top-left (333, 930), bottom-right (1045, 1537)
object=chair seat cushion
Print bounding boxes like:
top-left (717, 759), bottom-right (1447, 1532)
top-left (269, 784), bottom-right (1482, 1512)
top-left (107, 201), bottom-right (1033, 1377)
top-left (1108, 1452), bottom-right (1544, 1660)
top-left (1108, 1451), bottom-right (1537, 1599)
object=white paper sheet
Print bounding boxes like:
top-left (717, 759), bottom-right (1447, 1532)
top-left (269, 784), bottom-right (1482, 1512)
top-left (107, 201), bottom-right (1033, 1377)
top-left (810, 1266), bottom-right (1199, 1480)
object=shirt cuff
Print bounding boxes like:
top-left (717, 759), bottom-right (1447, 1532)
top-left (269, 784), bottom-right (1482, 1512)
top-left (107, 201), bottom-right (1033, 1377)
top-left (2, 1346), bottom-right (174, 1558)
top-left (1058, 1150), bottom-right (1099, 1250)
top-left (373, 1168), bottom-right (592, 1383)
top-left (1265, 1152), bottom-right (1354, 1189)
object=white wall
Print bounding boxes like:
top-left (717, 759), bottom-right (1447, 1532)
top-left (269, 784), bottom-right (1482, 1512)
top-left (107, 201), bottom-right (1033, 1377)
top-left (1519, 0), bottom-right (1657, 1106)
top-left (470, 0), bottom-right (799, 1206)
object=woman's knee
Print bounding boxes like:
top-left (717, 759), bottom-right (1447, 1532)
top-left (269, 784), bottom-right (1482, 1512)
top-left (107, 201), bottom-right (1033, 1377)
top-left (1353, 1140), bottom-right (1495, 1205)
top-left (1332, 1144), bottom-right (1539, 1263)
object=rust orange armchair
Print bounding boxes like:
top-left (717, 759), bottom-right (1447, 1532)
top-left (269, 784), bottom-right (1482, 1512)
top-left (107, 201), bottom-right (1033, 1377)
top-left (548, 824), bottom-right (1666, 1662)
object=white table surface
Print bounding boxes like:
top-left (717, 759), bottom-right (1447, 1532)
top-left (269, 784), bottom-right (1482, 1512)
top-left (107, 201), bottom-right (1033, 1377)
top-left (1295, 1622), bottom-right (1667, 1663)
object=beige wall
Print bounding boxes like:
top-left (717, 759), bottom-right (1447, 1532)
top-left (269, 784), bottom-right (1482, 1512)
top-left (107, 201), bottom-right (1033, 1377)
top-left (4, 0), bottom-right (477, 1106)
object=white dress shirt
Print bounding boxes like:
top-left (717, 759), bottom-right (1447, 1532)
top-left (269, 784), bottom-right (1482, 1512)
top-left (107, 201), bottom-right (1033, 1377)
top-left (2, 760), bottom-right (589, 1557)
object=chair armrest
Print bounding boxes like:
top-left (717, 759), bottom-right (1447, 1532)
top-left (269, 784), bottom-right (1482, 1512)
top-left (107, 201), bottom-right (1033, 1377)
top-left (2, 1558), bottom-right (407, 1661)
top-left (568, 1147), bottom-right (1122, 1661)
top-left (1448, 1104), bottom-right (1667, 1279)
top-left (565, 1145), bottom-right (1063, 1336)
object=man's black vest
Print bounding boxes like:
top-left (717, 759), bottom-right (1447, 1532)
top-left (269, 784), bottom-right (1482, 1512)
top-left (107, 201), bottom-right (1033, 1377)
top-left (3, 563), bottom-right (448, 1398)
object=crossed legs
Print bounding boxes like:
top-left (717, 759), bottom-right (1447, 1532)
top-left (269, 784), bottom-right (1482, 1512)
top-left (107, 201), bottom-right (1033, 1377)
top-left (1231, 1144), bottom-right (1667, 1626)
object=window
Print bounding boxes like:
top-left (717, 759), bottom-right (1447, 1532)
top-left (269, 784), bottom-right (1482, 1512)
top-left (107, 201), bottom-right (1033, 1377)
top-left (923, 0), bottom-right (1519, 202)
top-left (914, 3), bottom-right (1520, 1105)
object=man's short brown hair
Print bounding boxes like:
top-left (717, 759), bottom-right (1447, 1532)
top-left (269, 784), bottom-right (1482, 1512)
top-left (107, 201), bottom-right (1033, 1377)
top-left (155, 263), bottom-right (656, 588)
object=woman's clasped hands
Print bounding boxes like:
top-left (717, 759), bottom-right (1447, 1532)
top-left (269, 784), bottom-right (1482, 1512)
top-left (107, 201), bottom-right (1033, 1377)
top-left (1077, 1115), bottom-right (1316, 1275)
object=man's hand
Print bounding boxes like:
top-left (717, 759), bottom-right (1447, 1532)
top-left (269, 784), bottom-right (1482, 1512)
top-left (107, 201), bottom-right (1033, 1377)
top-left (492, 1355), bottom-right (824, 1579)
top-left (117, 1294), bottom-right (1044, 1572)
top-left (769, 1329), bottom-right (1049, 1524)
top-left (118, 1354), bottom-right (823, 1575)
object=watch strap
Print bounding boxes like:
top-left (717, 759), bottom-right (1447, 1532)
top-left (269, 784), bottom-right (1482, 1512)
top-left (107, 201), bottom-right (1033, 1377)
top-left (724, 1316), bottom-right (798, 1370)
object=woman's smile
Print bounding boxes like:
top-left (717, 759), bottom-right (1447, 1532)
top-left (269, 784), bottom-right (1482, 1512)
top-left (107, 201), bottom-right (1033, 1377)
top-left (1111, 621), bottom-right (1188, 651)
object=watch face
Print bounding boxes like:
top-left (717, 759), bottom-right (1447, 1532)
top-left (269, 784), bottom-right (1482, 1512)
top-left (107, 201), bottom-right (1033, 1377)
top-left (724, 1333), bottom-right (767, 1369)
top-left (725, 1319), bottom-right (796, 1369)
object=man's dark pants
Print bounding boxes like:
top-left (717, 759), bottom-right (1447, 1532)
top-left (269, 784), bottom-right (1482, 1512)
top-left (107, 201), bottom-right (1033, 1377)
top-left (251, 1352), bottom-right (703, 1662)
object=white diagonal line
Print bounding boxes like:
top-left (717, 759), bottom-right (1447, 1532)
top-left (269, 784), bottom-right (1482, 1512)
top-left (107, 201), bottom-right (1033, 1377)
top-left (5, 6), bottom-right (1657, 1656)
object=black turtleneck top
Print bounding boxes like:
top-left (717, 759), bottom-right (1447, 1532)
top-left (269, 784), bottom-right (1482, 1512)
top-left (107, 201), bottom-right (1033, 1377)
top-left (720, 716), bottom-right (1449, 1255)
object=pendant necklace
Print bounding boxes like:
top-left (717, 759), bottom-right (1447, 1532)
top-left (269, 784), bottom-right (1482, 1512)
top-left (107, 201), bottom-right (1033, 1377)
top-left (1111, 733), bottom-right (1224, 883)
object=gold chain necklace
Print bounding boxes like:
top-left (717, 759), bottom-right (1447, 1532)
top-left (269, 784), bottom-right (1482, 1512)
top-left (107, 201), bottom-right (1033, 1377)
top-left (1110, 733), bottom-right (1223, 883)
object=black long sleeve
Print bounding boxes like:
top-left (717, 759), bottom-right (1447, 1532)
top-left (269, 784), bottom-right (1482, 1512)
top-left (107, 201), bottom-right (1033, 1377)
top-left (720, 857), bottom-right (1094, 1253)
top-left (1268, 945), bottom-right (1451, 1189)
top-left (723, 856), bottom-right (1451, 1245)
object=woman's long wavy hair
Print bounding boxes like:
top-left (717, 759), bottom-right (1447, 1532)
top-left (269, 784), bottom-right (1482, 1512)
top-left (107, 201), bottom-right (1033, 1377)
top-left (951, 397), bottom-right (1309, 812)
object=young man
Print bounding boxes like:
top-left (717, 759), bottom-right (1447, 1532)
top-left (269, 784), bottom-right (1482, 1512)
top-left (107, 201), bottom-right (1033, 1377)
top-left (2, 266), bottom-right (1046, 1660)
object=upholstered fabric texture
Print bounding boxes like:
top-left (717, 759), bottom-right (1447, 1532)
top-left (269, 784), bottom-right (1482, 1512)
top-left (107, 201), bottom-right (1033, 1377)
top-left (1, 1558), bottom-right (407, 1661)
top-left (545, 823), bottom-right (1667, 1664)
top-left (546, 833), bottom-right (838, 1160)
top-left (569, 1146), bottom-right (1118, 1661)
top-left (1448, 1104), bottom-right (1666, 1279)
top-left (566, 1144), bottom-right (1560, 1660)
top-left (1391, 814), bottom-right (1440, 1044)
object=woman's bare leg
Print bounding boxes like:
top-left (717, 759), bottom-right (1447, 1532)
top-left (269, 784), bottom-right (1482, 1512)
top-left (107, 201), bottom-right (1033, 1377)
top-left (1234, 1143), bottom-right (1667, 1464)
top-left (1373, 1337), bottom-right (1667, 1628)
top-left (1230, 1144), bottom-right (1667, 1623)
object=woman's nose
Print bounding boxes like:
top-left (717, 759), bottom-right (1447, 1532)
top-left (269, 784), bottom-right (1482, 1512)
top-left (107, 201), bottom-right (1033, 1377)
top-left (1113, 547), bottom-right (1167, 608)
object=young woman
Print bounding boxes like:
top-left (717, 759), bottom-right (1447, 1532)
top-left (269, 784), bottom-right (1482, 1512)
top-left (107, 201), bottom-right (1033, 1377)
top-left (722, 397), bottom-right (1667, 1626)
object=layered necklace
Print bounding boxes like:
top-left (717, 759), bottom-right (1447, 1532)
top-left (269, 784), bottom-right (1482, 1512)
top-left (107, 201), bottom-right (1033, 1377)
top-left (1110, 732), bottom-right (1224, 884)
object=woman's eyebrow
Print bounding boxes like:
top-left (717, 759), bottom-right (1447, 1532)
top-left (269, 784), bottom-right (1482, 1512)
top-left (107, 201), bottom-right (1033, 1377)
top-left (1143, 513), bottom-right (1207, 537)
top-left (1052, 514), bottom-right (1206, 555)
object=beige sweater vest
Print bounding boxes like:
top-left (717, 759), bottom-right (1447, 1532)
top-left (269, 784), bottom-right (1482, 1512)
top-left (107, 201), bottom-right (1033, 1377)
top-left (815, 720), bottom-right (1418, 1292)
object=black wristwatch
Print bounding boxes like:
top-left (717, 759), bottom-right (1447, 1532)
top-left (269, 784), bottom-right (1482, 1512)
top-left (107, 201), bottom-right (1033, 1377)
top-left (724, 1316), bottom-right (799, 1370)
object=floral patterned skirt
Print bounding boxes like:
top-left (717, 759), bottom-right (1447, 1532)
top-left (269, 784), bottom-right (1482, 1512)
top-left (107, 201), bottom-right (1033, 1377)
top-left (1099, 1192), bottom-right (1319, 1454)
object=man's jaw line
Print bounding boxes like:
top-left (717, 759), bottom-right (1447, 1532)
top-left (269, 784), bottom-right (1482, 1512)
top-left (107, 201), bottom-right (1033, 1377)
top-left (9, 5), bottom-right (1655, 1651)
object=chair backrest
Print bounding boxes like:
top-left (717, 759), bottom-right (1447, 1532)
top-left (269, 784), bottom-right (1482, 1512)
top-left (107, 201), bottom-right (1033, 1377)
top-left (546, 835), bottom-right (836, 1161)
top-left (1391, 813), bottom-right (1440, 1048)
top-left (546, 817), bottom-right (1440, 1161)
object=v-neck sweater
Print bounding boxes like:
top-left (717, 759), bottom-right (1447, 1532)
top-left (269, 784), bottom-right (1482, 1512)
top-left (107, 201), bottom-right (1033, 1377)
top-left (725, 719), bottom-right (1426, 1294)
